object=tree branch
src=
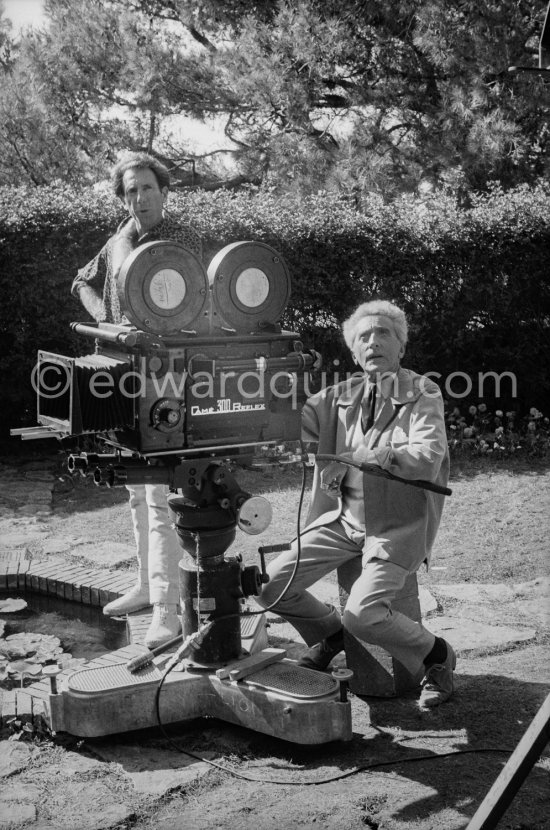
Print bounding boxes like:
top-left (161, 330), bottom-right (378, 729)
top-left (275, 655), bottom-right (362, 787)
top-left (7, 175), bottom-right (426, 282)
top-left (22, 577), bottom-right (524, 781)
top-left (174, 172), bottom-right (262, 191)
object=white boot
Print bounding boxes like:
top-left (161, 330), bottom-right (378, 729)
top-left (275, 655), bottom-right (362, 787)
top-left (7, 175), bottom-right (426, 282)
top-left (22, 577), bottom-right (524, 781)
top-left (144, 603), bottom-right (181, 649)
top-left (103, 583), bottom-right (151, 617)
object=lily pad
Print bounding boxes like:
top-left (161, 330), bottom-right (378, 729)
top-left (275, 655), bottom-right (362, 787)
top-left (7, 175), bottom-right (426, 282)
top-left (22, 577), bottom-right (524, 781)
top-left (26, 645), bottom-right (63, 664)
top-left (0, 632), bottom-right (61, 661)
top-left (0, 642), bottom-right (27, 660)
top-left (0, 597), bottom-right (28, 613)
top-left (8, 661), bottom-right (42, 677)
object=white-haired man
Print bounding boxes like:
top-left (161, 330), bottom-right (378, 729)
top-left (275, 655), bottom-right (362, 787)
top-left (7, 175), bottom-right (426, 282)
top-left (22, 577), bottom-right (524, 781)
top-left (257, 300), bottom-right (455, 708)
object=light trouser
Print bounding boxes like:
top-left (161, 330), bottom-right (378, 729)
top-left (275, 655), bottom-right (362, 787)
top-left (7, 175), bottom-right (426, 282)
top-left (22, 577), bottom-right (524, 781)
top-left (126, 484), bottom-right (181, 605)
top-left (256, 519), bottom-right (435, 679)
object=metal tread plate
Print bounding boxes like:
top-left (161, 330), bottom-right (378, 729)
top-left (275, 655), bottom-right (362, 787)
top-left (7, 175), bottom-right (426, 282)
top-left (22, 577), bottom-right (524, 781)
top-left (67, 662), bottom-right (162, 694)
top-left (243, 661), bottom-right (338, 699)
top-left (240, 614), bottom-right (264, 637)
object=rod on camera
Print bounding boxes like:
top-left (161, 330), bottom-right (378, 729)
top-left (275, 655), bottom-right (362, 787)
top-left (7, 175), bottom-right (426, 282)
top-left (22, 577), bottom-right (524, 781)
top-left (71, 322), bottom-right (163, 350)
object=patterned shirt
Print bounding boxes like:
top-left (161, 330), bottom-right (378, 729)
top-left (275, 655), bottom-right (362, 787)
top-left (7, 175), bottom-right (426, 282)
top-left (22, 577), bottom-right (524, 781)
top-left (71, 213), bottom-right (202, 324)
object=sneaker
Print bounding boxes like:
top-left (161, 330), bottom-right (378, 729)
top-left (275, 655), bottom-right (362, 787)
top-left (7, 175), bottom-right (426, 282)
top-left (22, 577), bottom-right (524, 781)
top-left (297, 629), bottom-right (345, 672)
top-left (144, 603), bottom-right (182, 650)
top-left (418, 641), bottom-right (457, 708)
top-left (103, 584), bottom-right (151, 617)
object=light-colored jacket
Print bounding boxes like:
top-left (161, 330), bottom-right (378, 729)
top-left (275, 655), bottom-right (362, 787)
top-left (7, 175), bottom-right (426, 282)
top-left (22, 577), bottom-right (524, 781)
top-left (302, 368), bottom-right (450, 570)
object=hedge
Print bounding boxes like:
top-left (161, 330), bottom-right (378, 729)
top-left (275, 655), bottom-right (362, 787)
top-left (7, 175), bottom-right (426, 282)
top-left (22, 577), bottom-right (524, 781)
top-left (1, 181), bottom-right (549, 439)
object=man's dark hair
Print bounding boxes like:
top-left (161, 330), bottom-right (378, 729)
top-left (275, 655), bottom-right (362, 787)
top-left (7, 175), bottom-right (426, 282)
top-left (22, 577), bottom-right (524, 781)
top-left (111, 152), bottom-right (171, 198)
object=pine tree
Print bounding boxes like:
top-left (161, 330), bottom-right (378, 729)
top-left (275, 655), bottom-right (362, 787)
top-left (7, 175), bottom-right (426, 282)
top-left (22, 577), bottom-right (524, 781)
top-left (1, 0), bottom-right (548, 197)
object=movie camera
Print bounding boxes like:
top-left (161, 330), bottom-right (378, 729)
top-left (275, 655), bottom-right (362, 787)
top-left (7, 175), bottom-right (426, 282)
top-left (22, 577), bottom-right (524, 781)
top-left (12, 239), bottom-right (354, 745)
top-left (32, 240), bottom-right (314, 460)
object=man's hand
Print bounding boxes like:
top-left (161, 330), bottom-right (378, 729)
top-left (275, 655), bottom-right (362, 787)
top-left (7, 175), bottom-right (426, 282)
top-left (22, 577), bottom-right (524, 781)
top-left (319, 462), bottom-right (347, 497)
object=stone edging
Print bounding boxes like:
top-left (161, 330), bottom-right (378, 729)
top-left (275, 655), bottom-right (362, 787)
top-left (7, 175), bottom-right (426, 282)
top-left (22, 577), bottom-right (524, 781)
top-left (0, 550), bottom-right (156, 726)
top-left (0, 550), bottom-right (136, 606)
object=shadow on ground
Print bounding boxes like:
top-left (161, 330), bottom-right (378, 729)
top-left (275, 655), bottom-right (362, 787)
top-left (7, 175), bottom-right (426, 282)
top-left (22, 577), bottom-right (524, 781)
top-left (80, 666), bottom-right (549, 829)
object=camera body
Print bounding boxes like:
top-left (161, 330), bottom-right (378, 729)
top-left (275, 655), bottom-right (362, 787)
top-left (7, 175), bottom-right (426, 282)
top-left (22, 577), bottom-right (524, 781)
top-left (35, 240), bottom-right (314, 457)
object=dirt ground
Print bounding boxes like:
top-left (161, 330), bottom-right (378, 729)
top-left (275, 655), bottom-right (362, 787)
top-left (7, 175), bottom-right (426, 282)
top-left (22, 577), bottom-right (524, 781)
top-left (1, 453), bottom-right (549, 830)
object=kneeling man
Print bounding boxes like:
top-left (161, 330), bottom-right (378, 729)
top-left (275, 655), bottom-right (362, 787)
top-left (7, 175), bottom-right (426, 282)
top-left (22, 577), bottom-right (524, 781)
top-left (257, 300), bottom-right (455, 708)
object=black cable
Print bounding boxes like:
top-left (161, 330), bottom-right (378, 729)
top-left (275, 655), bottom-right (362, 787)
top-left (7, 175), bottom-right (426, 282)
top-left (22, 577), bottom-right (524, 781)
top-left (238, 452), bottom-right (309, 614)
top-left (151, 455), bottom-right (511, 786)
top-left (316, 453), bottom-right (452, 497)
top-left (152, 701), bottom-right (514, 786)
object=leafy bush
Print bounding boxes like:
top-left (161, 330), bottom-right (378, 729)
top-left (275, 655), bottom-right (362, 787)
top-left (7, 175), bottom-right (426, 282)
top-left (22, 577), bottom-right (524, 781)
top-left (1, 181), bottom-right (549, 440)
top-left (0, 184), bottom-right (122, 435)
top-left (177, 183), bottom-right (550, 419)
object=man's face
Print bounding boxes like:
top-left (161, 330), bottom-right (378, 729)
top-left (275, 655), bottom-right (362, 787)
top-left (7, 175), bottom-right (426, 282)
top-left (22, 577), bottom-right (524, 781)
top-left (351, 314), bottom-right (405, 379)
top-left (122, 167), bottom-right (167, 234)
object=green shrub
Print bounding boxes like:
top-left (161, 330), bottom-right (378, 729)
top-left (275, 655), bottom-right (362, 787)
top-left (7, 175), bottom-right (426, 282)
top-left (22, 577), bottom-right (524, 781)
top-left (1, 181), bottom-right (549, 440)
top-left (0, 184), bottom-right (122, 434)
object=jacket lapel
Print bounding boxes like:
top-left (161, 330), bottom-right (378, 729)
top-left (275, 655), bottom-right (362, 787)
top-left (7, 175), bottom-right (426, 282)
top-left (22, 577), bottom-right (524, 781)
top-left (333, 368), bottom-right (423, 449)
top-left (368, 369), bottom-right (422, 448)
top-left (335, 376), bottom-right (365, 436)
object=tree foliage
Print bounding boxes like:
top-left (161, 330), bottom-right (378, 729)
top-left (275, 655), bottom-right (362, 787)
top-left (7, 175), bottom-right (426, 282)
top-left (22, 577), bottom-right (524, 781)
top-left (0, 0), bottom-right (549, 197)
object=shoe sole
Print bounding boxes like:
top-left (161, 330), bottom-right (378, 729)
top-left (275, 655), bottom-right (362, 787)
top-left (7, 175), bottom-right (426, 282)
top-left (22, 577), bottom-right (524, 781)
top-left (103, 603), bottom-right (152, 617)
top-left (418, 646), bottom-right (457, 709)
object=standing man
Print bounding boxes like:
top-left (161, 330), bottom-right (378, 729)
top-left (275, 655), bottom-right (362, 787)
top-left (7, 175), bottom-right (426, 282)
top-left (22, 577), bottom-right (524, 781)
top-left (257, 300), bottom-right (455, 708)
top-left (72, 151), bottom-right (201, 649)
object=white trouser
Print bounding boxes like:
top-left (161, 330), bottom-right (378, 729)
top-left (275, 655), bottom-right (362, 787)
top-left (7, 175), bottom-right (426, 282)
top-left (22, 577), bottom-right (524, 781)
top-left (257, 519), bottom-right (435, 678)
top-left (126, 484), bottom-right (181, 605)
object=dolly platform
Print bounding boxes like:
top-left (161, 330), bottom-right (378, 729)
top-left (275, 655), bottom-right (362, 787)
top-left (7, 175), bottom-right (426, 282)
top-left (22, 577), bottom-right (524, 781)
top-left (41, 643), bottom-right (353, 744)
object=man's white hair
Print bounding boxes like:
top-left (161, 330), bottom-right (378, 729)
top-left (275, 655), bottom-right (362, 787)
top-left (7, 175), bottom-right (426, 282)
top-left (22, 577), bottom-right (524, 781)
top-left (342, 300), bottom-right (408, 349)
